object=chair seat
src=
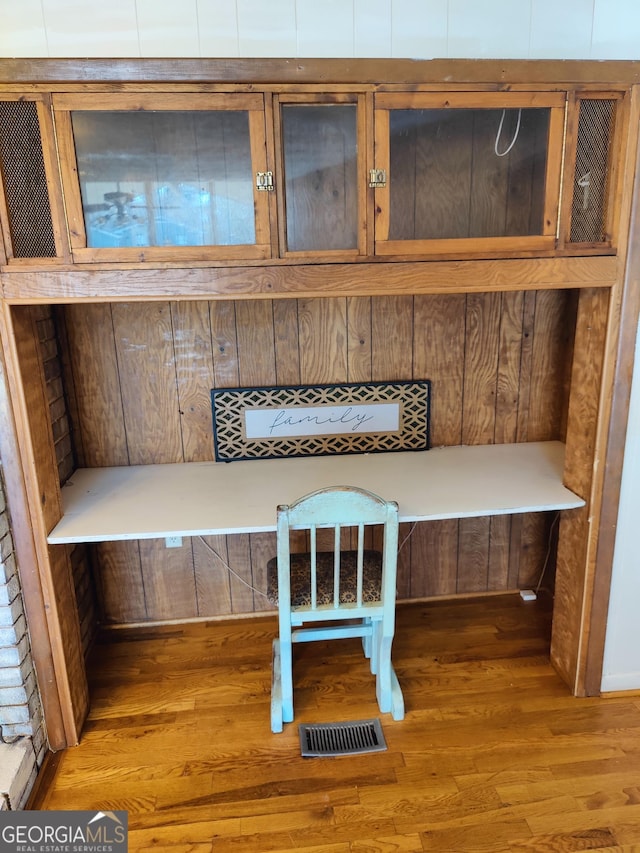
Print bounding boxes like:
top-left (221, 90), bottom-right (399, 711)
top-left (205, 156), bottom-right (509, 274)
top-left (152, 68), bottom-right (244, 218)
top-left (267, 550), bottom-right (383, 607)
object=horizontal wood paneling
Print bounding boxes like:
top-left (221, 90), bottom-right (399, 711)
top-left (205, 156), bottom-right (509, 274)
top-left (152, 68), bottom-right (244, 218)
top-left (60, 291), bottom-right (573, 624)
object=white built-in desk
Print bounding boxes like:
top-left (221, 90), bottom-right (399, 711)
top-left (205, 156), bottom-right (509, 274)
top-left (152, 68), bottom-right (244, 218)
top-left (47, 441), bottom-right (584, 545)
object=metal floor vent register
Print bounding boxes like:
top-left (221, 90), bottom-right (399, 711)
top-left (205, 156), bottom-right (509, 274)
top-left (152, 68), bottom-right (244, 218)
top-left (299, 719), bottom-right (387, 757)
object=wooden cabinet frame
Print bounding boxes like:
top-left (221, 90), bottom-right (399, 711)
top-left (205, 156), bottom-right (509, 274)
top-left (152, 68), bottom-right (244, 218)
top-left (272, 92), bottom-right (369, 260)
top-left (373, 91), bottom-right (566, 256)
top-left (557, 90), bottom-right (627, 251)
top-left (52, 93), bottom-right (273, 263)
top-left (0, 59), bottom-right (639, 751)
top-left (0, 94), bottom-right (70, 266)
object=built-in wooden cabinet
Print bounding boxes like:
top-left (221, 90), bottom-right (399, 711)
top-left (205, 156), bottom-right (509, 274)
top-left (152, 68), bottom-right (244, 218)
top-left (0, 75), bottom-right (626, 271)
top-left (1, 59), bottom-right (639, 751)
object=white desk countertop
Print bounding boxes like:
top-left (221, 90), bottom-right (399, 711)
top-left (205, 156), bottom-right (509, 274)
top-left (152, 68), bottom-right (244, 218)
top-left (46, 441), bottom-right (585, 545)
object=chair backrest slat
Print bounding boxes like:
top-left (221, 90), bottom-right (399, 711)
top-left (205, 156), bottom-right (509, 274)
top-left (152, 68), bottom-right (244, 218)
top-left (333, 525), bottom-right (341, 608)
top-left (310, 524), bottom-right (317, 610)
top-left (356, 522), bottom-right (364, 606)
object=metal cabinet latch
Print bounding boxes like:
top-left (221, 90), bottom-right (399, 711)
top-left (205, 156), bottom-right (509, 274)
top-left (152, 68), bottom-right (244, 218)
top-left (369, 168), bottom-right (387, 188)
top-left (256, 171), bottom-right (275, 191)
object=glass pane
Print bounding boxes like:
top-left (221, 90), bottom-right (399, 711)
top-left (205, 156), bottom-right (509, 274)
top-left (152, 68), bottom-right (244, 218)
top-left (388, 108), bottom-right (550, 241)
top-left (71, 111), bottom-right (256, 248)
top-left (282, 105), bottom-right (358, 252)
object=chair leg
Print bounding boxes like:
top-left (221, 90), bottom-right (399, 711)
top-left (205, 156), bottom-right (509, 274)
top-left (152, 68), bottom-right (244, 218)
top-left (389, 663), bottom-right (405, 721)
top-left (369, 619), bottom-right (381, 675)
top-left (272, 634), bottom-right (295, 732)
top-left (374, 626), bottom-right (405, 720)
top-left (362, 617), bottom-right (373, 661)
top-left (375, 629), bottom-right (392, 712)
top-left (280, 635), bottom-right (294, 724)
top-left (271, 639), bottom-right (283, 733)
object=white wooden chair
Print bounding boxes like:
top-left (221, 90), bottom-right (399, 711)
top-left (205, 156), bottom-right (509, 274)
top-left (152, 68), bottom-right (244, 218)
top-left (267, 485), bottom-right (404, 733)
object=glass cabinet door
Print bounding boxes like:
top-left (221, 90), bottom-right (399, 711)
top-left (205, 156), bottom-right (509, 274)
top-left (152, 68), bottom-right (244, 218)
top-left (277, 96), bottom-right (365, 257)
top-left (53, 94), bottom-right (272, 262)
top-left (373, 92), bottom-right (566, 255)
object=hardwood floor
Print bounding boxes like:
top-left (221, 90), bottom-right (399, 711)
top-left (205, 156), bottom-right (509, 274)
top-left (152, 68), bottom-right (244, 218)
top-left (32, 593), bottom-right (640, 852)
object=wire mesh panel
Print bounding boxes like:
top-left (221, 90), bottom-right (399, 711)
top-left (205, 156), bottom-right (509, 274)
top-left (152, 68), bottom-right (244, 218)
top-left (570, 99), bottom-right (616, 244)
top-left (0, 100), bottom-right (57, 258)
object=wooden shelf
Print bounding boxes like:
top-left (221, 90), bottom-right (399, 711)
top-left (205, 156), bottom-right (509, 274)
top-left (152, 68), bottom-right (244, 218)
top-left (47, 440), bottom-right (584, 545)
top-left (0, 256), bottom-right (618, 302)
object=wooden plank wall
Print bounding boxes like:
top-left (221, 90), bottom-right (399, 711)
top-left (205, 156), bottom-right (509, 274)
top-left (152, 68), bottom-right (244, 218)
top-left (388, 109), bottom-right (548, 241)
top-left (55, 289), bottom-right (574, 624)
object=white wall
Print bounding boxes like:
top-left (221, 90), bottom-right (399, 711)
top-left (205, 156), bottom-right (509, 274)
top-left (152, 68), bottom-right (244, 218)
top-left (1, 0), bottom-right (640, 60)
top-left (601, 325), bottom-right (640, 692)
top-left (1, 0), bottom-right (640, 692)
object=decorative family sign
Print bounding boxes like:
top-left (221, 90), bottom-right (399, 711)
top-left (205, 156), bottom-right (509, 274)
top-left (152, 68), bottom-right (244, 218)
top-left (211, 380), bottom-right (430, 462)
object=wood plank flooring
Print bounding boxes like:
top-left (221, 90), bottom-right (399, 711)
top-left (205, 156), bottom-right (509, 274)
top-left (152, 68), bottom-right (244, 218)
top-left (32, 593), bottom-right (640, 852)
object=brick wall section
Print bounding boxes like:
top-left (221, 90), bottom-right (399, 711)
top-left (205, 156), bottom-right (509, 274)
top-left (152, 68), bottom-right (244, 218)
top-left (36, 306), bottom-right (75, 485)
top-left (0, 471), bottom-right (45, 750)
top-left (38, 306), bottom-right (98, 656)
top-left (0, 465), bottom-right (46, 807)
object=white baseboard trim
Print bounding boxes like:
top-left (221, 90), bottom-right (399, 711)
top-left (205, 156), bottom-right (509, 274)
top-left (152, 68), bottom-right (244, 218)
top-left (601, 672), bottom-right (640, 693)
